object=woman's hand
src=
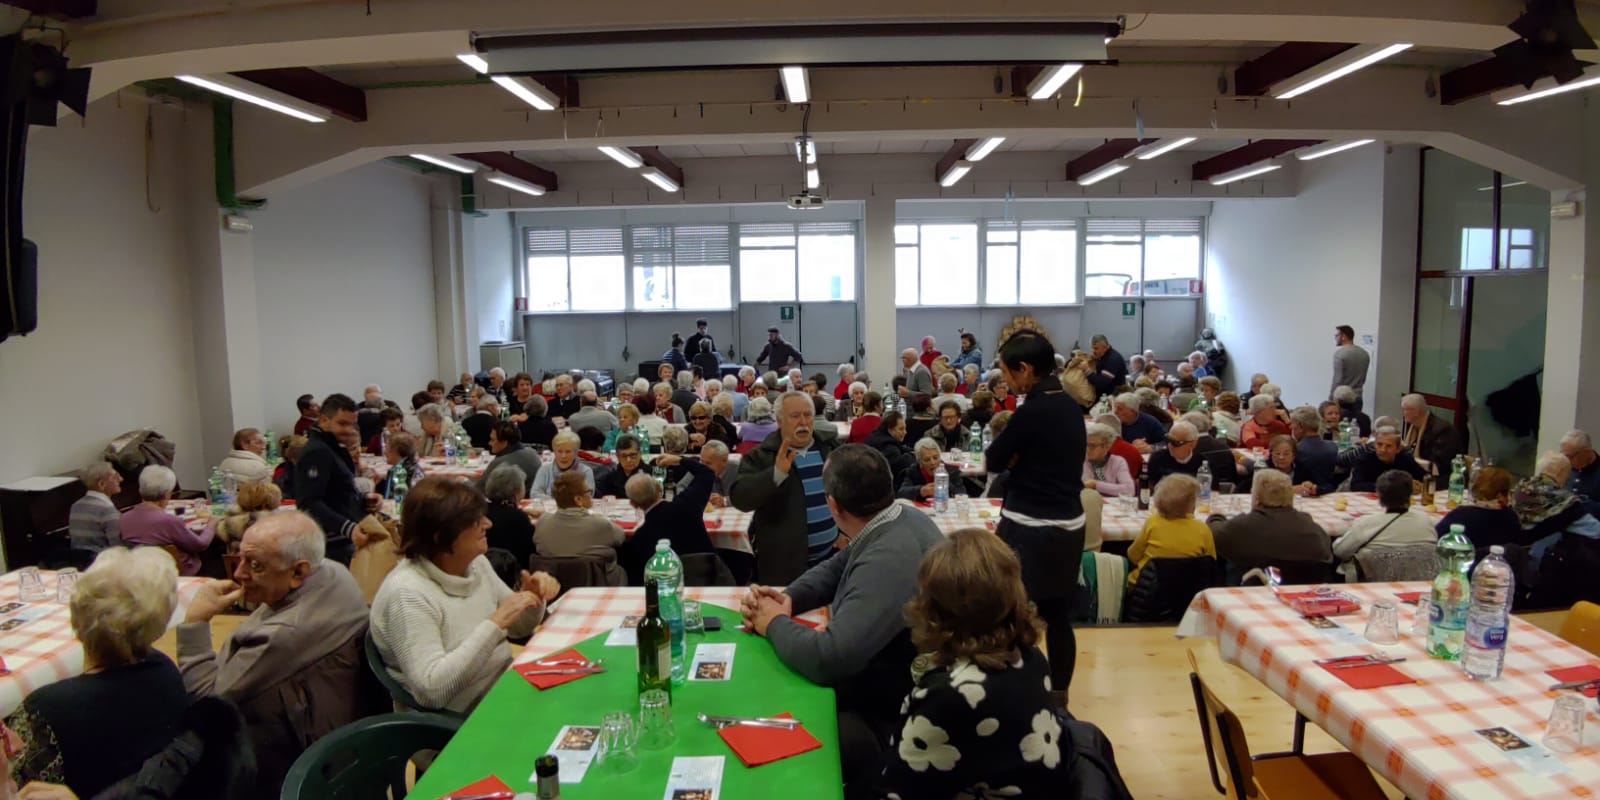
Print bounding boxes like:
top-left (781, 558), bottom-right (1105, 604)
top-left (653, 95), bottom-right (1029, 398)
top-left (520, 570), bottom-right (561, 602)
top-left (920, 484), bottom-right (935, 499)
top-left (490, 591), bottom-right (542, 629)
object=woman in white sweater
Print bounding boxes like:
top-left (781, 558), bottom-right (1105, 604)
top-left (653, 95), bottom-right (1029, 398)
top-left (370, 477), bottom-right (560, 713)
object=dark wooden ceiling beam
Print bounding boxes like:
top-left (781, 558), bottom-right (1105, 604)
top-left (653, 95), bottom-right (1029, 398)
top-left (1234, 42), bottom-right (1357, 97)
top-left (934, 139), bottom-right (977, 181)
top-left (229, 67), bottom-right (367, 122)
top-left (459, 151), bottom-right (558, 191)
top-left (1064, 138), bottom-right (1149, 181)
top-left (1191, 139), bottom-right (1323, 181)
top-left (1, 0), bottom-right (95, 18)
top-left (634, 146), bottom-right (684, 186)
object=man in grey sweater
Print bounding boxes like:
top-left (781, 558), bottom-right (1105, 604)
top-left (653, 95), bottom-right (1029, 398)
top-left (742, 444), bottom-right (943, 797)
top-left (1331, 324), bottom-right (1371, 410)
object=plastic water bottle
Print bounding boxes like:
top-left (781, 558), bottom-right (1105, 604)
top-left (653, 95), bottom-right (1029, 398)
top-left (642, 540), bottom-right (686, 683)
top-left (1196, 461), bottom-right (1212, 511)
top-left (981, 425), bottom-right (993, 453)
top-left (1447, 457), bottom-right (1466, 507)
top-left (1428, 524), bottom-right (1476, 661)
top-left (442, 434), bottom-right (456, 461)
top-left (218, 471), bottom-right (237, 510)
top-left (1463, 545), bottom-right (1514, 680)
top-left (207, 467), bottom-right (225, 516)
top-left (967, 422), bottom-right (983, 455)
top-left (456, 430), bottom-right (471, 466)
top-left (933, 470), bottom-right (950, 513)
top-left (264, 429), bottom-right (278, 464)
top-left (1337, 420), bottom-right (1352, 451)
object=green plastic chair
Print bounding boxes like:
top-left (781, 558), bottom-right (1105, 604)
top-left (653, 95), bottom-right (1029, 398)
top-left (279, 712), bottom-right (462, 800)
top-left (364, 629), bottom-right (459, 717)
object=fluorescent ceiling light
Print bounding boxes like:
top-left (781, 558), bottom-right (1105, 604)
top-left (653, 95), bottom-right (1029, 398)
top-left (793, 138), bottom-right (817, 164)
top-left (938, 159), bottom-right (974, 187)
top-left (1133, 137), bottom-right (1196, 160)
top-left (456, 53), bottom-right (489, 74)
top-left (965, 137), bottom-right (1006, 161)
top-left (1494, 65), bottom-right (1600, 106)
top-left (1076, 160), bottom-right (1129, 186)
top-left (411, 153), bottom-right (478, 174)
top-left (1477, 180), bottom-right (1527, 192)
top-left (1026, 64), bottom-right (1083, 100)
top-left (1272, 43), bottom-right (1412, 99)
top-left (641, 167), bottom-right (680, 192)
top-left (1295, 139), bottom-right (1375, 161)
top-left (1209, 163), bottom-right (1281, 185)
top-left (597, 146), bottom-right (644, 168)
top-left (175, 74), bottom-right (329, 123)
top-left (491, 75), bottom-right (559, 110)
top-left (487, 172), bottom-right (547, 197)
top-left (780, 66), bottom-right (810, 103)
top-left (806, 166), bottom-right (821, 189)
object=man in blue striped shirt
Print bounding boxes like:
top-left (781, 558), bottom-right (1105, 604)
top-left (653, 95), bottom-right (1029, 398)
top-left (729, 391), bottom-right (842, 584)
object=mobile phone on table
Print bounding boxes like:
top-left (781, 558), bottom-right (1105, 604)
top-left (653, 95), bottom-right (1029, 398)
top-left (703, 617), bottom-right (723, 632)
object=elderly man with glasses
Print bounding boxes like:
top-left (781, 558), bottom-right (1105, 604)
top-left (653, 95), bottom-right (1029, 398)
top-left (1145, 421), bottom-right (1231, 488)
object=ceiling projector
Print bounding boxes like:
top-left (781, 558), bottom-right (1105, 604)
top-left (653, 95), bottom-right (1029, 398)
top-left (787, 191), bottom-right (824, 210)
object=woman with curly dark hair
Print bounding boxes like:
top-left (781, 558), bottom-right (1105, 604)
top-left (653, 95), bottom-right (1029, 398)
top-left (879, 529), bottom-right (1061, 798)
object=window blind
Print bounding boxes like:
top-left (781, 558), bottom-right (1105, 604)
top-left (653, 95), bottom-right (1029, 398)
top-left (1143, 219), bottom-right (1202, 235)
top-left (673, 224), bottom-right (731, 264)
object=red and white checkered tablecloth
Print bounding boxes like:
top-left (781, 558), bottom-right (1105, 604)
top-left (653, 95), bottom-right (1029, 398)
top-left (1178, 582), bottom-right (1600, 800)
top-left (0, 569), bottom-right (206, 718)
top-left (1097, 491), bottom-right (1449, 543)
top-left (527, 498), bottom-right (754, 555)
top-left (516, 587), bottom-right (826, 664)
top-left (364, 454), bottom-right (492, 480)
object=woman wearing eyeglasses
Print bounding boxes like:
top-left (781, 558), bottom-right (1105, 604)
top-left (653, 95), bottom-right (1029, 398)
top-left (686, 401), bottom-right (736, 454)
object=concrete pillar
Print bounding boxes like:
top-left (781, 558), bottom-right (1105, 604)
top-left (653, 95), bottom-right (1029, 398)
top-left (861, 195), bottom-right (898, 380)
top-left (1372, 145), bottom-right (1421, 421)
top-left (430, 179), bottom-right (470, 378)
top-left (1538, 94), bottom-right (1600, 453)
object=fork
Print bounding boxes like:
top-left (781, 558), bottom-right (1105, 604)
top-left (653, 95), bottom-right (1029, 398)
top-left (532, 657), bottom-right (602, 668)
top-left (1328, 656), bottom-right (1406, 670)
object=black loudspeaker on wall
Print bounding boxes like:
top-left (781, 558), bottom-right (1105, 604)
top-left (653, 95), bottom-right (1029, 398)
top-left (0, 34), bottom-right (91, 343)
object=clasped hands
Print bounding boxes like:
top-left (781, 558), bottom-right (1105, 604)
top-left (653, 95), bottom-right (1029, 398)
top-left (739, 583), bottom-right (792, 636)
top-left (491, 570), bottom-right (561, 629)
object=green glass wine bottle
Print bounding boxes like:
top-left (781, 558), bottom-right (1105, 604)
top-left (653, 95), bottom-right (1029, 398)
top-left (637, 579), bottom-right (673, 699)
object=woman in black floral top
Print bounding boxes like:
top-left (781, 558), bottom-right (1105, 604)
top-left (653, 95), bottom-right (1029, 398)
top-left (879, 529), bottom-right (1062, 799)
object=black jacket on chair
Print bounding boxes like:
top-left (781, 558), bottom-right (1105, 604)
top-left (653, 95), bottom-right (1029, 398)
top-left (619, 458), bottom-right (717, 584)
top-left (1122, 556), bottom-right (1225, 623)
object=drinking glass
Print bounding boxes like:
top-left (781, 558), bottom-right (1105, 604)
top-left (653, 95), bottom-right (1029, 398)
top-left (1412, 598), bottom-right (1431, 642)
top-left (54, 569), bottom-right (79, 604)
top-left (598, 710), bottom-right (640, 773)
top-left (1116, 495), bottom-right (1137, 516)
top-left (682, 600), bottom-right (705, 634)
top-left (638, 689), bottom-right (675, 750)
top-left (1543, 692), bottom-right (1586, 754)
top-left (17, 567), bottom-right (47, 602)
top-left (1364, 599), bottom-right (1400, 645)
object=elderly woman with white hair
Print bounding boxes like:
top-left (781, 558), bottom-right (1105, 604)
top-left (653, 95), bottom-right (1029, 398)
top-left (5, 548), bottom-right (190, 797)
top-left (119, 465), bottom-right (215, 576)
top-left (833, 362), bottom-right (857, 401)
top-left (1081, 423), bottom-right (1135, 497)
top-left (483, 465), bottom-right (536, 568)
top-left (68, 462), bottom-right (123, 557)
top-left (652, 381), bottom-right (682, 425)
top-left (836, 380), bottom-right (868, 424)
top-left (1208, 469), bottom-right (1332, 580)
top-left (1240, 393), bottom-right (1291, 450)
top-left (1333, 384), bottom-right (1373, 438)
top-left (740, 397), bottom-right (778, 445)
top-left (1187, 350), bottom-right (1212, 378)
top-left (529, 430), bottom-right (594, 501)
top-left (897, 437), bottom-right (964, 501)
top-left (415, 403), bottom-right (457, 457)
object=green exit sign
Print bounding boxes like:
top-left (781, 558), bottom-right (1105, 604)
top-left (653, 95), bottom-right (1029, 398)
top-left (780, 305), bottom-right (796, 321)
top-left (1122, 302), bottom-right (1136, 317)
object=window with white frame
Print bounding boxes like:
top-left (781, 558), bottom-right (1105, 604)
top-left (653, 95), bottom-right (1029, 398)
top-left (984, 220), bottom-right (1078, 305)
top-left (526, 224), bottom-right (731, 312)
top-left (629, 224), bottom-right (731, 310)
top-left (1084, 218), bottom-right (1203, 298)
top-left (737, 222), bottom-right (858, 303)
top-left (526, 227), bottom-right (627, 312)
top-left (895, 223), bottom-right (979, 306)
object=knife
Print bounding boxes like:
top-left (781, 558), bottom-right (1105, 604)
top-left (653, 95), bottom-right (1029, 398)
top-left (521, 667), bottom-right (606, 676)
top-left (696, 712), bottom-right (800, 729)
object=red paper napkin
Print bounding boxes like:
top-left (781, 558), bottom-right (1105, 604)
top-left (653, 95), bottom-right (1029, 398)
top-left (1318, 660), bottom-right (1415, 689)
top-left (514, 647), bottom-right (601, 690)
top-left (438, 774), bottom-right (512, 799)
top-left (1547, 665), bottom-right (1600, 698)
top-left (706, 519), bottom-right (723, 530)
top-left (615, 519), bottom-right (637, 531)
top-left (1394, 591), bottom-right (1426, 603)
top-left (717, 713), bottom-right (822, 766)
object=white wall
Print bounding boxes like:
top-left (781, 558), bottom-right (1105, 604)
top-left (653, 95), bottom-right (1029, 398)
top-left (1205, 150), bottom-right (1386, 411)
top-left (250, 162), bottom-right (439, 433)
top-left (0, 98), bottom-right (206, 487)
top-left (469, 211), bottom-right (515, 358)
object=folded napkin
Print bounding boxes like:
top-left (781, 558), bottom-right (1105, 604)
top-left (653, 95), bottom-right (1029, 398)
top-left (438, 774), bottom-right (513, 799)
top-left (514, 647), bottom-right (601, 690)
top-left (1394, 591), bottom-right (1426, 603)
top-left (706, 519), bottom-right (723, 530)
top-left (717, 713), bottom-right (822, 767)
top-left (1318, 660), bottom-right (1414, 689)
top-left (1547, 664), bottom-right (1600, 698)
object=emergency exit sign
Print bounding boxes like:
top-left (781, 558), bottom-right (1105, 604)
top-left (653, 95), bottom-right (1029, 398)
top-left (780, 305), bottom-right (796, 321)
top-left (1121, 302), bottom-right (1136, 317)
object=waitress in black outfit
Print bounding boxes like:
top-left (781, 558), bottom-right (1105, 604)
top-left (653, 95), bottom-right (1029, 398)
top-left (984, 329), bottom-right (1086, 695)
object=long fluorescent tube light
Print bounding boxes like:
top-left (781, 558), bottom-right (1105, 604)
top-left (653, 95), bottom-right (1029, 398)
top-left (641, 167), bottom-right (680, 192)
top-left (806, 166), bottom-right (821, 190)
top-left (411, 153), bottom-right (478, 174)
top-left (938, 159), bottom-right (974, 187)
top-left (1134, 137), bottom-right (1196, 160)
top-left (1076, 160), bottom-right (1129, 186)
top-left (456, 53), bottom-right (489, 74)
top-left (1209, 163), bottom-right (1281, 185)
top-left (175, 74), bottom-right (329, 123)
top-left (1494, 65), bottom-right (1600, 106)
top-left (491, 75), bottom-right (559, 110)
top-left (1272, 43), bottom-right (1412, 99)
top-left (1295, 139), bottom-right (1374, 161)
top-left (598, 146), bottom-right (644, 168)
top-left (965, 137), bottom-right (1006, 161)
top-left (794, 138), bottom-right (817, 164)
top-left (780, 66), bottom-right (810, 103)
top-left (1026, 64), bottom-right (1083, 100)
top-left (487, 172), bottom-right (547, 197)
top-left (1477, 180), bottom-right (1527, 192)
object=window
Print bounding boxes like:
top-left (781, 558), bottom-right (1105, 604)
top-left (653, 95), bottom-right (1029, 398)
top-left (984, 221), bottom-right (1077, 305)
top-left (1084, 219), bottom-right (1202, 297)
top-left (738, 222), bottom-right (858, 303)
top-left (1420, 149), bottom-right (1549, 273)
top-left (526, 228), bottom-right (626, 312)
top-left (895, 223), bottom-right (978, 306)
top-left (630, 225), bottom-right (731, 310)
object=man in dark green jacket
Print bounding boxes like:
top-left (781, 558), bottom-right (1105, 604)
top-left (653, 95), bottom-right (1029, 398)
top-left (729, 392), bottom-right (842, 584)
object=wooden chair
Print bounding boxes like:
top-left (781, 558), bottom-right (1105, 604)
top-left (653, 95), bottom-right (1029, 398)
top-left (1558, 601), bottom-right (1600, 657)
top-left (1188, 649), bottom-right (1387, 800)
